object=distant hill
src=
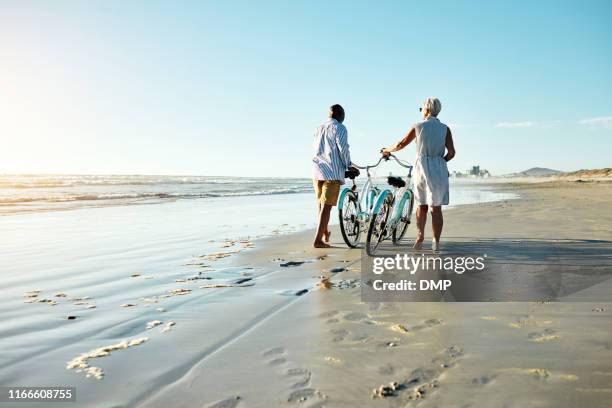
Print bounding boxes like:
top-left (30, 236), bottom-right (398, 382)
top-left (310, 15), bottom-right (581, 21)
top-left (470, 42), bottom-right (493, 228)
top-left (506, 167), bottom-right (562, 177)
top-left (556, 168), bottom-right (612, 180)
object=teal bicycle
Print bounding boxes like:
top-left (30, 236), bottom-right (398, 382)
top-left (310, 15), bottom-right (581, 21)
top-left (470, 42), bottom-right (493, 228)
top-left (365, 154), bottom-right (415, 256)
top-left (337, 157), bottom-right (385, 248)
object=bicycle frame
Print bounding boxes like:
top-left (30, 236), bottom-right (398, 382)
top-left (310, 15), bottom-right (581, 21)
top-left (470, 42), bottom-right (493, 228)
top-left (338, 157), bottom-right (384, 221)
top-left (337, 157), bottom-right (387, 248)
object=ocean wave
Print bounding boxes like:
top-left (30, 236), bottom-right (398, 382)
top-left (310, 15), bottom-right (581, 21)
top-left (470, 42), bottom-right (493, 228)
top-left (0, 175), bottom-right (310, 189)
top-left (0, 188), bottom-right (313, 205)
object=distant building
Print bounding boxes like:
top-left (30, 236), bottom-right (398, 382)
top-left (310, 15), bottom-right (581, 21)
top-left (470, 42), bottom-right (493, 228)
top-left (450, 165), bottom-right (491, 178)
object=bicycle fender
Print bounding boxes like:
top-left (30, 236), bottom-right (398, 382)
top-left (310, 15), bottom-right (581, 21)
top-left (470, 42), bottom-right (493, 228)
top-left (337, 188), bottom-right (354, 210)
top-left (372, 189), bottom-right (392, 214)
top-left (390, 187), bottom-right (409, 221)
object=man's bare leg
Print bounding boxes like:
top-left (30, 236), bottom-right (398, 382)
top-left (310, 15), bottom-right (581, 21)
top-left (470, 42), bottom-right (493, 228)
top-left (314, 203), bottom-right (332, 248)
top-left (317, 203), bottom-right (331, 243)
top-left (414, 204), bottom-right (428, 249)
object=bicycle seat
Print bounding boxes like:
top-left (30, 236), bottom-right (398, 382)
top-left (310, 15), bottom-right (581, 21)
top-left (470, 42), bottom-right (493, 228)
top-left (387, 176), bottom-right (406, 188)
top-left (345, 168), bottom-right (360, 179)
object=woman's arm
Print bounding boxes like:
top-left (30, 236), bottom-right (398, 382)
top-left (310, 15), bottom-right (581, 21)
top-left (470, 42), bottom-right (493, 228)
top-left (381, 126), bottom-right (416, 156)
top-left (444, 127), bottom-right (455, 162)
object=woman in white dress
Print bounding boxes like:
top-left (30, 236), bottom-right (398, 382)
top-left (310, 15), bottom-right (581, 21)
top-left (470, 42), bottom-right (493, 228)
top-left (381, 97), bottom-right (456, 252)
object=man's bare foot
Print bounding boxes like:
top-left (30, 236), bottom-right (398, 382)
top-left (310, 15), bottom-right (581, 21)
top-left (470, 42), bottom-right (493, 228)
top-left (324, 231), bottom-right (331, 243)
top-left (313, 241), bottom-right (331, 248)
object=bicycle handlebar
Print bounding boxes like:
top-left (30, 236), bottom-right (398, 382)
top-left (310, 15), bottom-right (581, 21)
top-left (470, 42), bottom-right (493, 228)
top-left (350, 156), bottom-right (385, 170)
top-left (351, 154), bottom-right (412, 170)
top-left (385, 154), bottom-right (413, 169)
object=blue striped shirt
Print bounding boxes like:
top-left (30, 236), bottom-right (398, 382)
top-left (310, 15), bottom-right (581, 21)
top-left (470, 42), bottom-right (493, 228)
top-left (312, 118), bottom-right (351, 183)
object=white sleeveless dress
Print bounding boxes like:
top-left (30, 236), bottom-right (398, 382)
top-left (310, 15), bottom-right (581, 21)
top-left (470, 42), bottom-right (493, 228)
top-left (412, 116), bottom-right (449, 206)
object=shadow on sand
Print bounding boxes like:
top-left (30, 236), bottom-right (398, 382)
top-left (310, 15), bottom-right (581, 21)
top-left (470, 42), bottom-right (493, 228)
top-left (362, 237), bottom-right (612, 302)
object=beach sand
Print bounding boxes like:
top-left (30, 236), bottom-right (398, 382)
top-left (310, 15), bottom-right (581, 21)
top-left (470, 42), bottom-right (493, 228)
top-left (2, 180), bottom-right (611, 407)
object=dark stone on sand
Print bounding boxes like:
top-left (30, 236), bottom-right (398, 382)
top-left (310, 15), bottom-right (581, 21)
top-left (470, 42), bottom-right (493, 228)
top-left (295, 289), bottom-right (308, 296)
top-left (67, 316), bottom-right (78, 320)
top-left (329, 267), bottom-right (345, 273)
top-left (233, 277), bottom-right (253, 285)
top-left (280, 261), bottom-right (305, 267)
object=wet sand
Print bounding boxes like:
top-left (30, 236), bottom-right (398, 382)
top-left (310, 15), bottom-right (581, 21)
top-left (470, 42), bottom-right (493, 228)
top-left (136, 180), bottom-right (612, 408)
top-left (2, 180), bottom-right (611, 407)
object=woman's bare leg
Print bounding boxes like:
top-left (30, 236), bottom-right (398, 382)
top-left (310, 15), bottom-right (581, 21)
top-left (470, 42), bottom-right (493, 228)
top-left (414, 204), bottom-right (428, 248)
top-left (431, 206), bottom-right (443, 243)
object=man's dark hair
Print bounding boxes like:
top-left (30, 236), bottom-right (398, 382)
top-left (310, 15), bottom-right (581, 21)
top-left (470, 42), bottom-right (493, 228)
top-left (329, 104), bottom-right (345, 122)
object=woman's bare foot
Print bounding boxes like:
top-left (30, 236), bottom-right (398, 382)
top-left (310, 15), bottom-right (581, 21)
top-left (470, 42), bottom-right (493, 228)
top-left (324, 231), bottom-right (331, 243)
top-left (313, 240), bottom-right (331, 248)
top-left (413, 234), bottom-right (424, 250)
top-left (432, 239), bottom-right (440, 252)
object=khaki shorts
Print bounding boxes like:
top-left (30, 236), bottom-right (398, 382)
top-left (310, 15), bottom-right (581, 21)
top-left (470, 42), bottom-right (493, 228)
top-left (313, 180), bottom-right (341, 206)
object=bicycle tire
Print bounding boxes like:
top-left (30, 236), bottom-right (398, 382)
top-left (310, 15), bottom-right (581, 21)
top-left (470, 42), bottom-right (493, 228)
top-left (366, 195), bottom-right (392, 256)
top-left (339, 190), bottom-right (361, 248)
top-left (392, 190), bottom-right (414, 243)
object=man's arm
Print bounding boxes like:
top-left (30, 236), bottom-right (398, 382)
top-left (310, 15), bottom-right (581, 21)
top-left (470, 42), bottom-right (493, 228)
top-left (336, 125), bottom-right (352, 168)
top-left (381, 126), bottom-right (416, 156)
top-left (444, 127), bottom-right (455, 162)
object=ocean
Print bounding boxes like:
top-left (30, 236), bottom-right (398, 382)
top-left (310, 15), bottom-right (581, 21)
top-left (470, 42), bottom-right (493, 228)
top-left (0, 174), bottom-right (515, 215)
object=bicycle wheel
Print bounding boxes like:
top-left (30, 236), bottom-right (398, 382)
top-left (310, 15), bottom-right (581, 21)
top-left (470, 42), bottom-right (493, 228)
top-left (338, 190), bottom-right (361, 247)
top-left (392, 190), bottom-right (414, 243)
top-left (366, 194), bottom-right (392, 256)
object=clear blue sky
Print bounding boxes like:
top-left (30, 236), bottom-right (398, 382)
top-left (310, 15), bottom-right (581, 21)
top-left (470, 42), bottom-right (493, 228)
top-left (1, 0), bottom-right (610, 176)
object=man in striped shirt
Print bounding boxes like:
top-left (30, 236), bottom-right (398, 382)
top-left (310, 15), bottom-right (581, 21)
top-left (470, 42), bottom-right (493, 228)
top-left (312, 104), bottom-right (358, 248)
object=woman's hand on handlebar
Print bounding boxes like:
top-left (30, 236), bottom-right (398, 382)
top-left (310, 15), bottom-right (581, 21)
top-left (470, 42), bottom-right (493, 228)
top-left (380, 148), bottom-right (392, 158)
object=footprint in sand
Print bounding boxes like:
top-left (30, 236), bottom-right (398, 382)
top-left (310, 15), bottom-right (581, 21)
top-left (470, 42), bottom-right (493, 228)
top-left (350, 333), bottom-right (372, 343)
top-left (261, 347), bottom-right (325, 405)
top-left (508, 314), bottom-right (552, 329)
top-left (287, 388), bottom-right (327, 405)
top-left (205, 396), bottom-right (241, 408)
top-left (318, 311), bottom-right (341, 323)
top-left (268, 358), bottom-right (287, 366)
top-left (343, 312), bottom-right (369, 321)
top-left (373, 345), bottom-right (463, 401)
top-left (287, 368), bottom-right (312, 389)
top-left (261, 347), bottom-right (284, 357)
top-left (261, 347), bottom-right (287, 366)
top-left (528, 328), bottom-right (560, 342)
top-left (431, 345), bottom-right (464, 369)
top-left (471, 374), bottom-right (497, 385)
top-left (389, 318), bottom-right (443, 335)
top-left (329, 328), bottom-right (349, 342)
